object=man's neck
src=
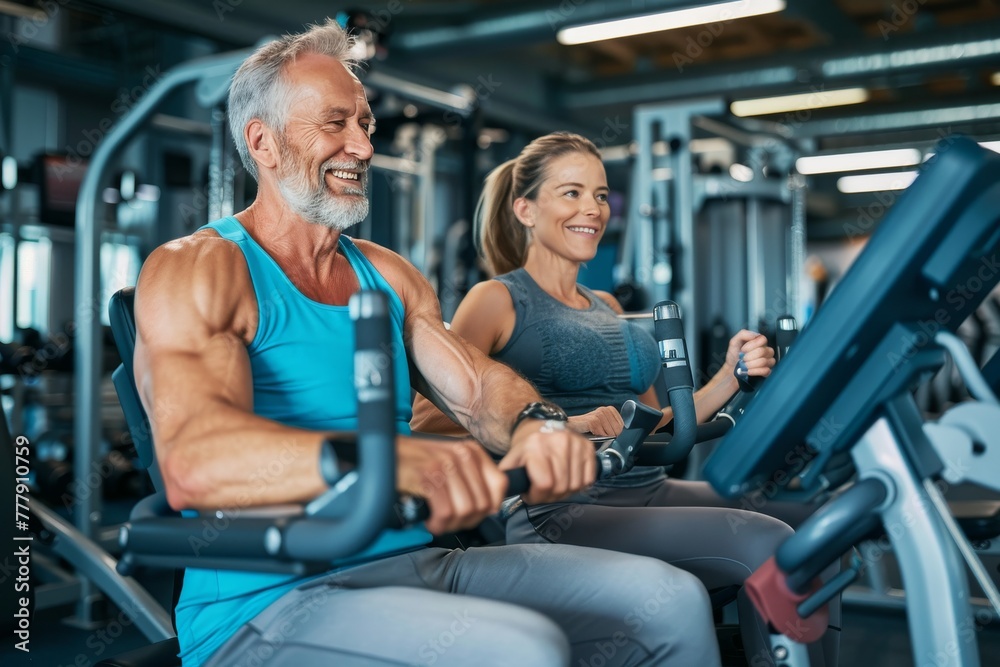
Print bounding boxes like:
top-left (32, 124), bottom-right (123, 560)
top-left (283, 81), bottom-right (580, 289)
top-left (235, 197), bottom-right (358, 305)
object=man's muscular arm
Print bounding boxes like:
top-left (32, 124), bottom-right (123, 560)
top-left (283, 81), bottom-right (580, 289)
top-left (134, 235), bottom-right (330, 511)
top-left (365, 243), bottom-right (539, 454)
top-left (364, 242), bottom-right (596, 502)
top-left (135, 234), bottom-right (510, 533)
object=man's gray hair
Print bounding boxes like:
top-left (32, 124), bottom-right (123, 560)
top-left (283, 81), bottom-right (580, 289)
top-left (228, 18), bottom-right (358, 181)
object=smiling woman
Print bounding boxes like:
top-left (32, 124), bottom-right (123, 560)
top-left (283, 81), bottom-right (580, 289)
top-left (410, 131), bottom-right (840, 667)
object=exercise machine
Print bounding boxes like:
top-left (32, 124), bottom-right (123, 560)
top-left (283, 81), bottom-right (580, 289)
top-left (705, 136), bottom-right (1000, 666)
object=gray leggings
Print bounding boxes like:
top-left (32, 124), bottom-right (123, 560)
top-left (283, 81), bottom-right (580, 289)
top-left (505, 478), bottom-right (841, 667)
top-left (204, 544), bottom-right (722, 667)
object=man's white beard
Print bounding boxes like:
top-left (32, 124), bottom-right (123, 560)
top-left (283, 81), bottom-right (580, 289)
top-left (278, 158), bottom-right (370, 231)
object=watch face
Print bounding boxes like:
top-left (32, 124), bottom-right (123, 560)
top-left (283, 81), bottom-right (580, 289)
top-left (513, 402), bottom-right (568, 435)
top-left (523, 402), bottom-right (568, 421)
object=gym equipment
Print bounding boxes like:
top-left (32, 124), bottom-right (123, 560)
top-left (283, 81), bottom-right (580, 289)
top-left (115, 290), bottom-right (408, 573)
top-left (716, 315), bottom-right (798, 429)
top-left (93, 289), bottom-right (408, 665)
top-left (0, 401), bottom-right (173, 641)
top-left (99, 286), bottom-right (535, 666)
top-left (705, 136), bottom-right (1000, 666)
top-left (617, 98), bottom-right (804, 382)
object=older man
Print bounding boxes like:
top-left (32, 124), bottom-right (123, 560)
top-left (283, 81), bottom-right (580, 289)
top-left (133, 19), bottom-right (719, 667)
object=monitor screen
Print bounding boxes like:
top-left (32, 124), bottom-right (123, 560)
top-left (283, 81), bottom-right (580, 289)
top-left (704, 137), bottom-right (1000, 499)
top-left (38, 154), bottom-right (88, 226)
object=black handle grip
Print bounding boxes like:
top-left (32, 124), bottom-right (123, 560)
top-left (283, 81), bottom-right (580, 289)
top-left (392, 468), bottom-right (530, 527)
top-left (281, 290), bottom-right (398, 560)
top-left (626, 420), bottom-right (732, 468)
top-left (775, 315), bottom-right (798, 363)
top-left (597, 399), bottom-right (665, 478)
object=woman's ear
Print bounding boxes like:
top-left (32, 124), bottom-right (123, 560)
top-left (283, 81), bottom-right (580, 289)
top-left (245, 119), bottom-right (278, 172)
top-left (513, 197), bottom-right (534, 227)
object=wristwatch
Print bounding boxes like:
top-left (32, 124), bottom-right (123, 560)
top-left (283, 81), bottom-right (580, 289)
top-left (511, 401), bottom-right (569, 435)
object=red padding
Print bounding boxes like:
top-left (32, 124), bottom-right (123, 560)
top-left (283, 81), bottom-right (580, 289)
top-left (744, 556), bottom-right (829, 644)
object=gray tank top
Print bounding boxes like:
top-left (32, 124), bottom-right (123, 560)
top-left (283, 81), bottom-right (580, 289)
top-left (493, 269), bottom-right (665, 489)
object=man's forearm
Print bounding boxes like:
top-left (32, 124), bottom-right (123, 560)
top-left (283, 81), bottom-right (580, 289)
top-left (461, 364), bottom-right (542, 455)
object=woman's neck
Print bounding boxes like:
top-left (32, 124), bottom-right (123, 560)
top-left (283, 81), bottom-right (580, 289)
top-left (523, 250), bottom-right (588, 308)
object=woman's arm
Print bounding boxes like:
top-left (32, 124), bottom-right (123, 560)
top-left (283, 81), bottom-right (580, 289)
top-left (639, 330), bottom-right (775, 429)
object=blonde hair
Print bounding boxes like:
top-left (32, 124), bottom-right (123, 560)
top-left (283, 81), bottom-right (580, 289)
top-left (476, 132), bottom-right (602, 276)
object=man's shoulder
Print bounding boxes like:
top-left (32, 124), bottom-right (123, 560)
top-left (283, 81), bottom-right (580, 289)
top-left (144, 229), bottom-right (243, 276)
top-left (348, 237), bottom-right (421, 286)
top-left (138, 230), bottom-right (251, 324)
top-left (348, 236), bottom-right (404, 265)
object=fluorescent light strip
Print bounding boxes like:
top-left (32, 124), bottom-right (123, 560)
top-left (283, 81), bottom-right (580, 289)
top-left (837, 171), bottom-right (917, 194)
top-left (796, 148), bottom-right (922, 175)
top-left (731, 87), bottom-right (869, 117)
top-left (0, 0), bottom-right (47, 21)
top-left (557, 0), bottom-right (786, 46)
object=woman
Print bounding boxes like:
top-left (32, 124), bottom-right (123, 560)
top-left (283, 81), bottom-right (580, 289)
top-left (412, 132), bottom-right (839, 666)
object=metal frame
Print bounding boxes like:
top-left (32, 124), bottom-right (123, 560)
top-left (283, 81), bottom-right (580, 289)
top-left (628, 97), bottom-right (727, 373)
top-left (851, 417), bottom-right (981, 666)
top-left (32, 497), bottom-right (174, 639)
top-left (73, 43), bottom-right (262, 628)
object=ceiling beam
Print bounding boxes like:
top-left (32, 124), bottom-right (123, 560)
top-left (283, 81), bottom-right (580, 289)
top-left (779, 100), bottom-right (1000, 138)
top-left (86, 0), bottom-right (286, 46)
top-left (558, 19), bottom-right (1000, 110)
top-left (783, 0), bottom-right (864, 43)
top-left (393, 0), bottom-right (707, 56)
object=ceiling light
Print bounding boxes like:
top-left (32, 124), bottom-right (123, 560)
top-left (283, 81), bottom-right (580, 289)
top-left (837, 171), bottom-right (917, 194)
top-left (0, 0), bottom-right (47, 21)
top-left (731, 87), bottom-right (868, 117)
top-left (796, 148), bottom-right (922, 175)
top-left (557, 0), bottom-right (786, 46)
top-left (729, 163), bottom-right (754, 182)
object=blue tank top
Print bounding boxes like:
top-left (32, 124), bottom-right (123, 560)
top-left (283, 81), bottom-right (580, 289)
top-left (174, 217), bottom-right (432, 666)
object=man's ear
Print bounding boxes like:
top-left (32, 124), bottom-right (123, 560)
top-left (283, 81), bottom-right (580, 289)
top-left (512, 197), bottom-right (534, 228)
top-left (245, 119), bottom-right (279, 172)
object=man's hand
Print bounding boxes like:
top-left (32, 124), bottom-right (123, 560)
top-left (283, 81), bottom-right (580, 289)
top-left (499, 420), bottom-right (596, 504)
top-left (720, 330), bottom-right (775, 387)
top-left (396, 436), bottom-right (508, 535)
top-left (568, 406), bottom-right (624, 437)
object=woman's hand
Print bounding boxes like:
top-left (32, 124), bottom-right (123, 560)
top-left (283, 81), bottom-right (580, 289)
top-left (719, 330), bottom-right (776, 389)
top-left (567, 406), bottom-right (624, 437)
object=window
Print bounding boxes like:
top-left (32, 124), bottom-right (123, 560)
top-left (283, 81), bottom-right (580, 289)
top-left (16, 237), bottom-right (51, 335)
top-left (100, 235), bottom-right (141, 325)
top-left (0, 232), bottom-right (13, 341)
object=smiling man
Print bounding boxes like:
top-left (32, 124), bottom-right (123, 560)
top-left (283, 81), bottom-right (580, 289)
top-left (132, 19), bottom-right (719, 667)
